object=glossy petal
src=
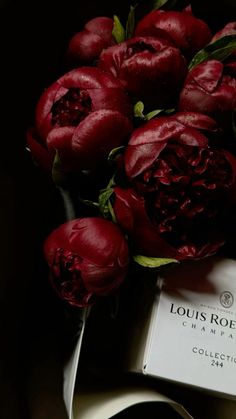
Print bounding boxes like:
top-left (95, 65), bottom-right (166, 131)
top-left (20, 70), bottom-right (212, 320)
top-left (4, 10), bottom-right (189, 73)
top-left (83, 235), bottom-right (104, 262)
top-left (26, 128), bottom-right (53, 171)
top-left (179, 60), bottom-right (236, 116)
top-left (135, 10), bottom-right (212, 58)
top-left (124, 113), bottom-right (214, 179)
top-left (99, 36), bottom-right (187, 107)
top-left (44, 217), bottom-right (129, 307)
top-left (67, 17), bottom-right (114, 65)
top-left (113, 187), bottom-right (185, 259)
top-left (115, 113), bottom-right (236, 260)
top-left (29, 67), bottom-right (132, 172)
top-left (71, 110), bottom-right (132, 170)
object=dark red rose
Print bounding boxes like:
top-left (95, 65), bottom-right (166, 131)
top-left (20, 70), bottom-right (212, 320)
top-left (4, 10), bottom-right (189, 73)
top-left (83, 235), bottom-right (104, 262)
top-left (44, 217), bottom-right (129, 307)
top-left (98, 36), bottom-right (187, 108)
top-left (66, 17), bottom-right (115, 66)
top-left (113, 112), bottom-right (236, 260)
top-left (27, 67), bottom-right (132, 171)
top-left (178, 60), bottom-right (236, 125)
top-left (135, 10), bottom-right (212, 59)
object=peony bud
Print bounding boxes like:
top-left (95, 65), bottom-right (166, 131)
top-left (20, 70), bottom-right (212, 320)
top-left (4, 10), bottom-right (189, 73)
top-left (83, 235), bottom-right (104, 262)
top-left (135, 9), bottom-right (212, 59)
top-left (27, 67), bottom-right (132, 172)
top-left (66, 17), bottom-right (115, 66)
top-left (44, 217), bottom-right (129, 307)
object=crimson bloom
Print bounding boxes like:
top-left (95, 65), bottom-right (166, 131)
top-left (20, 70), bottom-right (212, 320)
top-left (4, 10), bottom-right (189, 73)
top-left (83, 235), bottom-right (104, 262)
top-left (113, 112), bottom-right (236, 260)
top-left (211, 22), bottom-right (236, 58)
top-left (98, 36), bottom-right (187, 108)
top-left (135, 9), bottom-right (212, 59)
top-left (44, 217), bottom-right (129, 307)
top-left (27, 67), bottom-right (132, 171)
top-left (66, 17), bottom-right (115, 65)
top-left (178, 60), bottom-right (236, 121)
top-left (211, 22), bottom-right (236, 43)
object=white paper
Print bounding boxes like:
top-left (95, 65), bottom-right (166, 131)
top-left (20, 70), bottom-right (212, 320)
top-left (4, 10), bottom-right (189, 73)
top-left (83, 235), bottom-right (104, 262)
top-left (73, 386), bottom-right (193, 419)
top-left (144, 258), bottom-right (236, 397)
top-left (63, 308), bottom-right (88, 419)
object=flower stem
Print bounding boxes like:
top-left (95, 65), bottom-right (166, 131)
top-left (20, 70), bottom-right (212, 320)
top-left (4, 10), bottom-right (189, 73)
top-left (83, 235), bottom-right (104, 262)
top-left (59, 187), bottom-right (76, 221)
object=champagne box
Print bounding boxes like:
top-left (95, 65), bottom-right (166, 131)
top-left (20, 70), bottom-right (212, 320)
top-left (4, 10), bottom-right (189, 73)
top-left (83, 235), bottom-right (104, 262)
top-left (127, 257), bottom-right (236, 398)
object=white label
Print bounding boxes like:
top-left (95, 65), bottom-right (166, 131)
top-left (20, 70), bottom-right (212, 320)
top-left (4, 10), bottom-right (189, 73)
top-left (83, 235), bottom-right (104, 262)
top-left (145, 258), bottom-right (236, 397)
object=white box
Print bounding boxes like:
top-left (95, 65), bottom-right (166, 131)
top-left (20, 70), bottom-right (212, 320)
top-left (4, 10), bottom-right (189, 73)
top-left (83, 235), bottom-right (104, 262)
top-left (127, 257), bottom-right (236, 398)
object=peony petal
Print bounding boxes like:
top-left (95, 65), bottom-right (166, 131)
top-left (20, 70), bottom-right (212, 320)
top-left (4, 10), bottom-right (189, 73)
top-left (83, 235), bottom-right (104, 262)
top-left (35, 82), bottom-right (67, 139)
top-left (178, 127), bottom-right (209, 147)
top-left (59, 66), bottom-right (123, 89)
top-left (68, 218), bottom-right (129, 267)
top-left (175, 112), bottom-right (218, 131)
top-left (128, 117), bottom-right (185, 146)
top-left (85, 17), bottom-right (114, 44)
top-left (125, 142), bottom-right (166, 179)
top-left (46, 126), bottom-right (75, 151)
top-left (71, 110), bottom-right (132, 170)
top-left (113, 187), bottom-right (183, 259)
top-left (135, 10), bottom-right (212, 57)
top-left (26, 128), bottom-right (53, 171)
top-left (67, 30), bottom-right (107, 64)
top-left (81, 263), bottom-right (127, 295)
top-left (99, 36), bottom-right (187, 107)
top-left (190, 60), bottom-right (224, 93)
top-left (44, 217), bottom-right (129, 307)
top-left (89, 87), bottom-right (132, 116)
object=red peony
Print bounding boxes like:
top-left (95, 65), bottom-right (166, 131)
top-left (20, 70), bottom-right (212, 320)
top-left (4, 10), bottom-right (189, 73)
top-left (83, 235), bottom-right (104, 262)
top-left (44, 217), bottom-right (129, 307)
top-left (27, 67), bottom-right (132, 171)
top-left (66, 17), bottom-right (115, 66)
top-left (113, 112), bottom-right (236, 260)
top-left (178, 60), bottom-right (236, 122)
top-left (211, 22), bottom-right (236, 43)
top-left (98, 36), bottom-right (187, 108)
top-left (135, 9), bottom-right (212, 59)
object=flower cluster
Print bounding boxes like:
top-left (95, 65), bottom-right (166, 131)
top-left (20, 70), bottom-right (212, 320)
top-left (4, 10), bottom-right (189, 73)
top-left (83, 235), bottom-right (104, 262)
top-left (27, 2), bottom-right (236, 307)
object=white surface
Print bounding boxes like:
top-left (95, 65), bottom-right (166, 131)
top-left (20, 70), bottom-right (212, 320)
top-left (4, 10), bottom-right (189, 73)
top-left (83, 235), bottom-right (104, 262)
top-left (73, 386), bottom-right (193, 419)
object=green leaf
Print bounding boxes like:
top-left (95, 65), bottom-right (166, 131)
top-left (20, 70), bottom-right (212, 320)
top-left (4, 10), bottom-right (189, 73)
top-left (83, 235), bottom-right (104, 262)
top-left (108, 146), bottom-right (125, 162)
top-left (107, 200), bottom-right (117, 223)
top-left (112, 15), bottom-right (126, 44)
top-left (126, 5), bottom-right (136, 40)
top-left (134, 101), bottom-right (145, 119)
top-left (133, 255), bottom-right (179, 268)
top-left (145, 109), bottom-right (163, 120)
top-left (165, 108), bottom-right (175, 115)
top-left (99, 188), bottom-right (114, 208)
top-left (99, 188), bottom-right (115, 219)
top-left (152, 0), bottom-right (177, 10)
top-left (134, 101), bottom-right (164, 121)
top-left (107, 174), bottom-right (116, 189)
top-left (152, 0), bottom-right (169, 9)
top-left (189, 34), bottom-right (236, 71)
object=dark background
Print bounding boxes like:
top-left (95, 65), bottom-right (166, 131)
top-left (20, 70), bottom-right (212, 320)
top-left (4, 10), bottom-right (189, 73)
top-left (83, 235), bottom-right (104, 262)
top-left (0, 1), bottom-right (236, 418)
top-left (0, 2), bottom-right (130, 418)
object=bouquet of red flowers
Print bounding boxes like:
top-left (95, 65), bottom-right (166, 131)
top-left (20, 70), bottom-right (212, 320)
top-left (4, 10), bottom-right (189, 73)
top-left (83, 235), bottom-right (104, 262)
top-left (27, 0), bottom-right (236, 311)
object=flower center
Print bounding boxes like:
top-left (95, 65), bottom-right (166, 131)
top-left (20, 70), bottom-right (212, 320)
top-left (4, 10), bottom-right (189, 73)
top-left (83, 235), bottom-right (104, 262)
top-left (50, 248), bottom-right (94, 306)
top-left (51, 88), bottom-right (92, 127)
top-left (137, 144), bottom-right (233, 247)
top-left (127, 40), bottom-right (157, 57)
